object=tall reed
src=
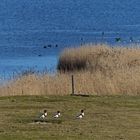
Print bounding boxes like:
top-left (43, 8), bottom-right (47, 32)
top-left (0, 44), bottom-right (140, 96)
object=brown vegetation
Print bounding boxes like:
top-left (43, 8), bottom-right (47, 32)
top-left (0, 44), bottom-right (140, 96)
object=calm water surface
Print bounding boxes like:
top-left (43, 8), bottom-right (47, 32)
top-left (0, 0), bottom-right (140, 81)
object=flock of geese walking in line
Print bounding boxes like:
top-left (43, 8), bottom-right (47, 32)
top-left (39, 109), bottom-right (85, 120)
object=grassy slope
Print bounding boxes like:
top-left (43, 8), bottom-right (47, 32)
top-left (0, 95), bottom-right (140, 140)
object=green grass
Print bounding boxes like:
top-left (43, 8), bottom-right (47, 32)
top-left (0, 95), bottom-right (140, 140)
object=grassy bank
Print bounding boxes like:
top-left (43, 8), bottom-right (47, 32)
top-left (0, 44), bottom-right (140, 96)
top-left (0, 95), bottom-right (140, 140)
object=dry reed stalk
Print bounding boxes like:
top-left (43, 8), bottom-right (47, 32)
top-left (0, 44), bottom-right (140, 96)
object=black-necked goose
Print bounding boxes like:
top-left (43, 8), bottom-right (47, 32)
top-left (76, 110), bottom-right (84, 119)
top-left (54, 111), bottom-right (61, 118)
top-left (40, 110), bottom-right (47, 119)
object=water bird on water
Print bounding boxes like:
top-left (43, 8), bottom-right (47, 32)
top-left (48, 44), bottom-right (52, 48)
top-left (81, 37), bottom-right (83, 41)
top-left (43, 44), bottom-right (58, 48)
top-left (38, 54), bottom-right (42, 57)
top-left (115, 37), bottom-right (121, 42)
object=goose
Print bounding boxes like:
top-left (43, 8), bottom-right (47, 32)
top-left (54, 111), bottom-right (61, 118)
top-left (76, 110), bottom-right (84, 119)
top-left (40, 110), bottom-right (47, 119)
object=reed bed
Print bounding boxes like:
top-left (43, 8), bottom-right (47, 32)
top-left (0, 44), bottom-right (140, 96)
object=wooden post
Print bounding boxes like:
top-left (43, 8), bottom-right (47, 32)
top-left (71, 75), bottom-right (75, 95)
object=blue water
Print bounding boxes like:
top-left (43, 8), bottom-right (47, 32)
top-left (0, 0), bottom-right (140, 81)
